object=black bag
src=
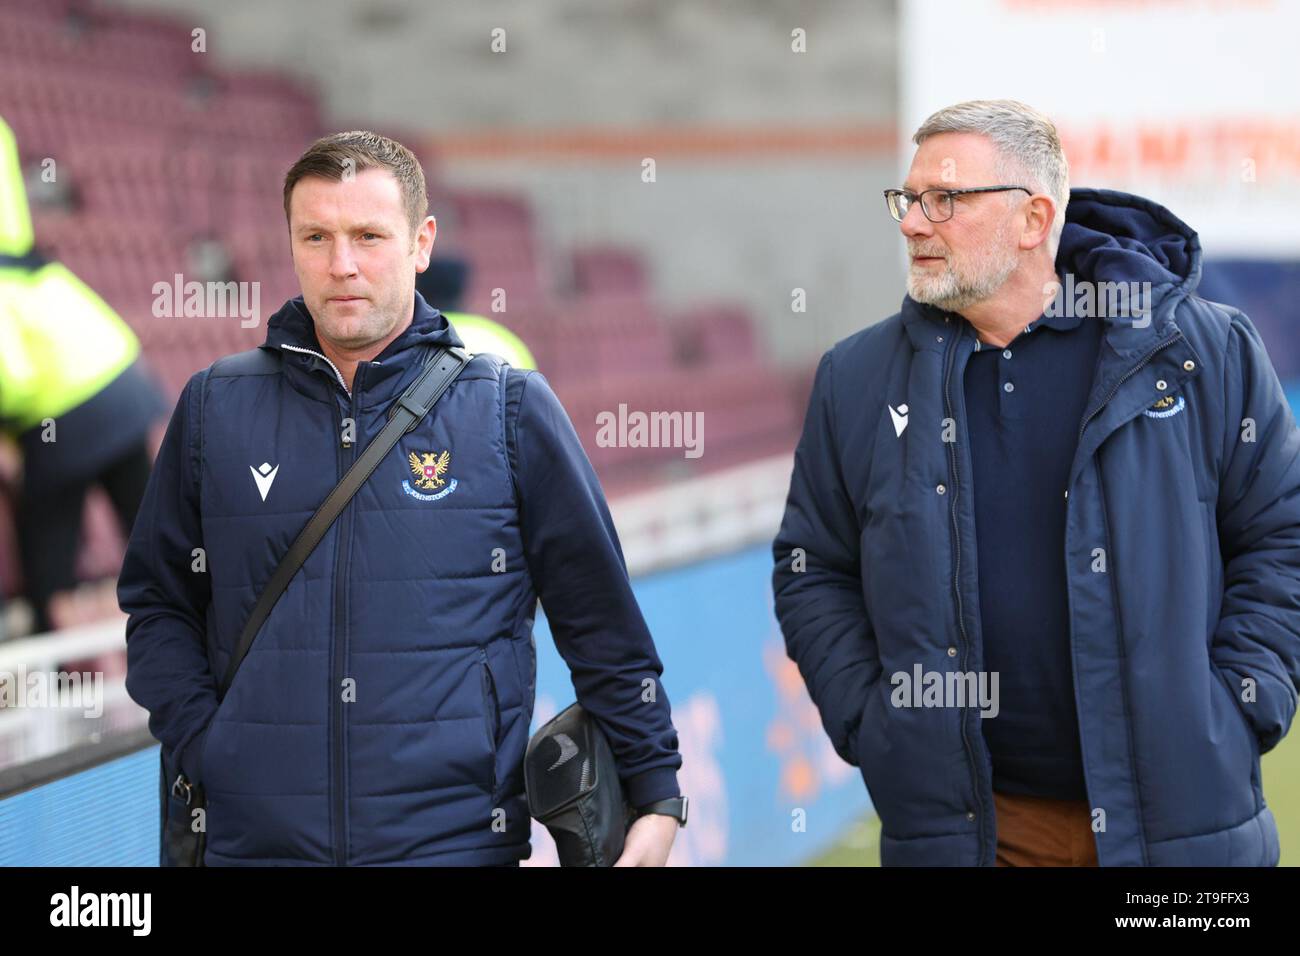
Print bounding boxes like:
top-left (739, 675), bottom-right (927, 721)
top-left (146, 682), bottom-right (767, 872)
top-left (159, 345), bottom-right (470, 866)
top-left (524, 702), bottom-right (634, 866)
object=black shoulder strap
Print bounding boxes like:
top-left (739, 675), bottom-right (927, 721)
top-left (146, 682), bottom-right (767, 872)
top-left (218, 345), bottom-right (472, 694)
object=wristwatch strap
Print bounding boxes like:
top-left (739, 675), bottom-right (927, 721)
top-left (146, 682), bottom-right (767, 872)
top-left (634, 796), bottom-right (688, 827)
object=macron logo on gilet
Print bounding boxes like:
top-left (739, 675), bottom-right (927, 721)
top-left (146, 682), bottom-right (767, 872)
top-left (250, 462), bottom-right (280, 501)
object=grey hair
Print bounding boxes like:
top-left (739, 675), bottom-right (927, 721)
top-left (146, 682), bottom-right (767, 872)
top-left (912, 99), bottom-right (1069, 259)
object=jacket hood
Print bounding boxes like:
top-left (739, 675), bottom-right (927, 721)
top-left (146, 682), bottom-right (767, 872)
top-left (1056, 187), bottom-right (1201, 299)
top-left (901, 188), bottom-right (1203, 350)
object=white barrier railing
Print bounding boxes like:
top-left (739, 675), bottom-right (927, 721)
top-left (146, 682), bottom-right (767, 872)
top-left (611, 454), bottom-right (792, 576)
top-left (0, 615), bottom-right (143, 771)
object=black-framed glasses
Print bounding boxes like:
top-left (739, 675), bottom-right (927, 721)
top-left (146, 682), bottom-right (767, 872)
top-left (884, 185), bottom-right (1032, 223)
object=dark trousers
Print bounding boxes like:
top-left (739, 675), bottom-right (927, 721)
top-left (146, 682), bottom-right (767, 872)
top-left (15, 440), bottom-right (153, 634)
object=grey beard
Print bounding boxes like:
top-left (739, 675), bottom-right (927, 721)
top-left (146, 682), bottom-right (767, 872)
top-left (907, 253), bottom-right (1017, 312)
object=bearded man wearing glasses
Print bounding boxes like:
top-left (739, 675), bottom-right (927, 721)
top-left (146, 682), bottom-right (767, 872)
top-left (772, 99), bottom-right (1300, 867)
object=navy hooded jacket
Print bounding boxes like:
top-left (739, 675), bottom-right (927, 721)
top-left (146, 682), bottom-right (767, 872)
top-left (119, 291), bottom-right (681, 865)
top-left (773, 188), bottom-right (1300, 866)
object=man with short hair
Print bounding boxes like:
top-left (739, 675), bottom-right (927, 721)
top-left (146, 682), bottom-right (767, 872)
top-left (120, 130), bottom-right (685, 866)
top-left (773, 99), bottom-right (1300, 866)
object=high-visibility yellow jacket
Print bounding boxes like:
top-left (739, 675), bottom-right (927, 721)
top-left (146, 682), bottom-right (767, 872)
top-left (441, 311), bottom-right (536, 370)
top-left (0, 115), bottom-right (142, 433)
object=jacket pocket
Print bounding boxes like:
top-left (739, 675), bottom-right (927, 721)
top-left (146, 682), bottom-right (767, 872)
top-left (847, 683), bottom-right (872, 767)
top-left (194, 720), bottom-right (216, 786)
top-left (855, 679), bottom-right (888, 793)
top-left (1211, 662), bottom-right (1262, 802)
top-left (479, 647), bottom-right (501, 797)
top-left (195, 693), bottom-right (233, 793)
top-left (1212, 663), bottom-right (1259, 751)
top-left (510, 634), bottom-right (536, 711)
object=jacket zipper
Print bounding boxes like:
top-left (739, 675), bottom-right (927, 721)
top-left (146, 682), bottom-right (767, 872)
top-left (280, 344), bottom-right (352, 397)
top-left (940, 321), bottom-right (989, 864)
top-left (330, 373), bottom-right (359, 865)
top-left (287, 343), bottom-right (358, 865)
top-left (941, 321), bottom-right (1181, 864)
top-left (282, 343), bottom-right (354, 865)
top-left (480, 648), bottom-right (499, 800)
top-left (280, 341), bottom-right (381, 865)
top-left (1090, 464), bottom-right (1151, 865)
top-left (1065, 330), bottom-right (1180, 866)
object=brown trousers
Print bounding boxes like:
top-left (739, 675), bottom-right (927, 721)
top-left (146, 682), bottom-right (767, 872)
top-left (994, 790), bottom-right (1099, 866)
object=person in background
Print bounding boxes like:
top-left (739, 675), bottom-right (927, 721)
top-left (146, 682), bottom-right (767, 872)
top-left (416, 255), bottom-right (537, 369)
top-left (0, 115), bottom-right (166, 635)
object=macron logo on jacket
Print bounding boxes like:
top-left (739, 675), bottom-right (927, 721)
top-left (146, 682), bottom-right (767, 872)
top-left (888, 403), bottom-right (909, 437)
top-left (250, 461), bottom-right (279, 501)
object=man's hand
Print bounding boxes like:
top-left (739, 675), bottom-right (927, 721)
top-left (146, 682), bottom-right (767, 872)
top-left (613, 812), bottom-right (678, 866)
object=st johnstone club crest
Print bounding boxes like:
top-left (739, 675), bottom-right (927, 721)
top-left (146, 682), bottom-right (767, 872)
top-left (403, 450), bottom-right (459, 502)
top-left (1142, 393), bottom-right (1186, 419)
